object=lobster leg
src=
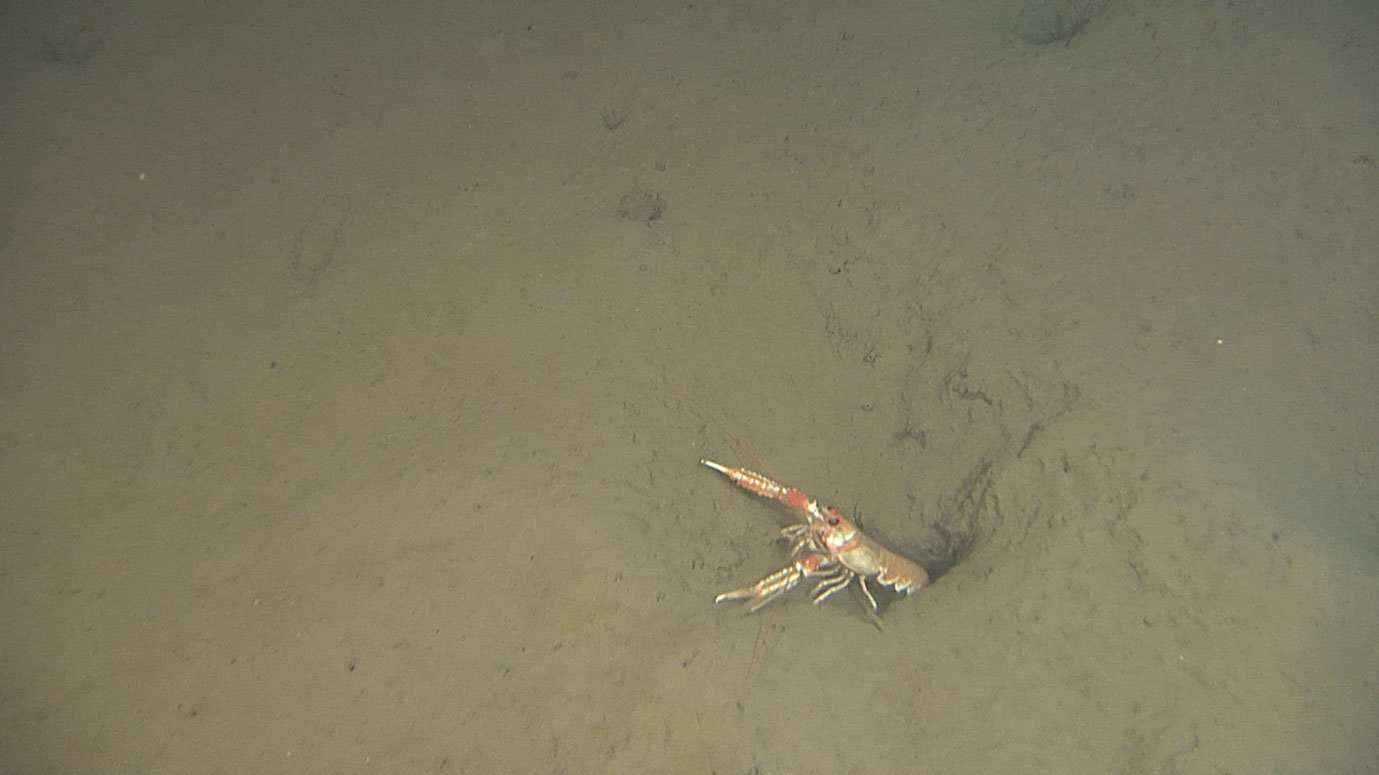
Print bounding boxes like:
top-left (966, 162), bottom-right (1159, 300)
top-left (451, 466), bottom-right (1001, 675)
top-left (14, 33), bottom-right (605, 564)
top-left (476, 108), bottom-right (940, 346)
top-left (807, 568), bottom-right (852, 604)
top-left (856, 576), bottom-right (880, 612)
top-left (781, 524), bottom-right (819, 557)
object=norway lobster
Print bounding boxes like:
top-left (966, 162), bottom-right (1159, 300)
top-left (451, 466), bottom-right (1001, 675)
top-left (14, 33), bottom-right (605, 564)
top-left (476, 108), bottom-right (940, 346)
top-left (704, 459), bottom-right (928, 618)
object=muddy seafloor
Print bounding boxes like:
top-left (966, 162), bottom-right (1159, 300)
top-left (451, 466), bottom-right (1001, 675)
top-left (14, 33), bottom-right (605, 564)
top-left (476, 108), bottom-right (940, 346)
top-left (2, 0), bottom-right (1376, 772)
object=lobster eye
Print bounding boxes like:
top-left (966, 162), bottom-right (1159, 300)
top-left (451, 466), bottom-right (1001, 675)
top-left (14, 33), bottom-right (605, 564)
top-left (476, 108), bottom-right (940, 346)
top-left (824, 506), bottom-right (841, 526)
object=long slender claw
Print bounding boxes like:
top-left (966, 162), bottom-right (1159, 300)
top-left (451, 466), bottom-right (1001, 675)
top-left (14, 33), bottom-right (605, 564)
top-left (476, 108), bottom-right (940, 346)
top-left (700, 459), bottom-right (731, 475)
top-left (745, 590), bottom-right (789, 613)
top-left (714, 565), bottom-right (802, 612)
top-left (714, 586), bottom-right (786, 613)
top-left (714, 587), bottom-right (754, 603)
top-left (701, 459), bottom-right (807, 509)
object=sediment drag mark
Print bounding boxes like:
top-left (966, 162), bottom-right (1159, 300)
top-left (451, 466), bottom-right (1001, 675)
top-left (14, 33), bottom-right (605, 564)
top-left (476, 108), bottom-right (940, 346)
top-left (289, 193), bottom-right (351, 296)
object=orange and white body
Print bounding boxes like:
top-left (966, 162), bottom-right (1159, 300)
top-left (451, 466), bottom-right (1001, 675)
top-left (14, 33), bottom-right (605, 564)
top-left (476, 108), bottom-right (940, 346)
top-left (703, 459), bottom-right (929, 617)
